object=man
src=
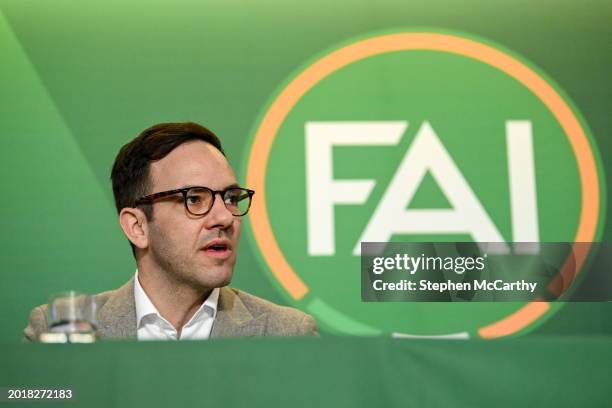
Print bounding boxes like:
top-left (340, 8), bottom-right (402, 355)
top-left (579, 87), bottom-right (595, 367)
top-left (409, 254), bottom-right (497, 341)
top-left (24, 122), bottom-right (317, 340)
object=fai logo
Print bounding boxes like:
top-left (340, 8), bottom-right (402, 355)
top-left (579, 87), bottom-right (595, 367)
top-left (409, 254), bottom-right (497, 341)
top-left (306, 120), bottom-right (539, 256)
top-left (243, 30), bottom-right (604, 338)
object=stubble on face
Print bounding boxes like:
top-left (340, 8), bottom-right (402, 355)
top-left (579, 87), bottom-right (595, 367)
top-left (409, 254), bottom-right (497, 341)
top-left (147, 220), bottom-right (237, 291)
top-left (141, 140), bottom-right (243, 294)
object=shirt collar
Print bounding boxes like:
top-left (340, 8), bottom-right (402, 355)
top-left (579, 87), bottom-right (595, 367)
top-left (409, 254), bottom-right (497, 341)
top-left (133, 270), bottom-right (219, 329)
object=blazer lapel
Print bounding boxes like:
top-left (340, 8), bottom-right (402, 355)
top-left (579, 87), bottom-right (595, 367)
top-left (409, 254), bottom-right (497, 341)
top-left (97, 278), bottom-right (137, 339)
top-left (211, 287), bottom-right (267, 338)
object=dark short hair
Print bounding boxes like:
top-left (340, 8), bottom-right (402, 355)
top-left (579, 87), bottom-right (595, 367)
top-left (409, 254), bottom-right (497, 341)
top-left (111, 122), bottom-right (225, 219)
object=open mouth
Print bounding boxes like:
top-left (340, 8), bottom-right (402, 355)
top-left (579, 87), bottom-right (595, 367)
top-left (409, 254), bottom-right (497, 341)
top-left (202, 240), bottom-right (232, 258)
top-left (206, 243), bottom-right (228, 251)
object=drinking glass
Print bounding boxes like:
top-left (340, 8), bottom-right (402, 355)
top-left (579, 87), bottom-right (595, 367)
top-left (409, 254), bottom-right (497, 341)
top-left (39, 291), bottom-right (98, 343)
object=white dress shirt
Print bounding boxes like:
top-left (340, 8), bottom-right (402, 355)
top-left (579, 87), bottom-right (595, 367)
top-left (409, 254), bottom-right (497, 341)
top-left (134, 271), bottom-right (219, 341)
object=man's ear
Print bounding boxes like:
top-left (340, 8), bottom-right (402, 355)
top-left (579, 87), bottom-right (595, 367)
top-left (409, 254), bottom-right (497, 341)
top-left (119, 207), bottom-right (149, 250)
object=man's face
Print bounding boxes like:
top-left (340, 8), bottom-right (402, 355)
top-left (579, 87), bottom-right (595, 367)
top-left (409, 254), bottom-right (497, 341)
top-left (144, 140), bottom-right (242, 290)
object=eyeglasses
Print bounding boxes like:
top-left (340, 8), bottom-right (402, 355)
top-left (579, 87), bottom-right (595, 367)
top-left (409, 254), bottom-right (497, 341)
top-left (135, 186), bottom-right (255, 216)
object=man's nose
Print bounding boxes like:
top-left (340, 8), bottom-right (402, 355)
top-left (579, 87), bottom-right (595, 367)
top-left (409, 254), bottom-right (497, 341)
top-left (203, 192), bottom-right (234, 229)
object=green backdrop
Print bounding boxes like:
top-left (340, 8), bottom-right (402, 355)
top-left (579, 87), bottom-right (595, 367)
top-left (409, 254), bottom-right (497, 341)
top-left (0, 0), bottom-right (610, 342)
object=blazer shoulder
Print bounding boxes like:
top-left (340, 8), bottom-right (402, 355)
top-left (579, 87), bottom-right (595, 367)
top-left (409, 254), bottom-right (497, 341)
top-left (93, 289), bottom-right (116, 306)
top-left (225, 288), bottom-right (318, 336)
top-left (23, 304), bottom-right (48, 342)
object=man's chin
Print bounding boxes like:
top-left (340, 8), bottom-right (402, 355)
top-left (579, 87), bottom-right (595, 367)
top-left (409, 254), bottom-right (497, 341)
top-left (195, 269), bottom-right (233, 290)
top-left (214, 273), bottom-right (233, 289)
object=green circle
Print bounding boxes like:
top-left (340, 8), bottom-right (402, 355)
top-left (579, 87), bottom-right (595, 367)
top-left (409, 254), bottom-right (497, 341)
top-left (243, 29), bottom-right (605, 337)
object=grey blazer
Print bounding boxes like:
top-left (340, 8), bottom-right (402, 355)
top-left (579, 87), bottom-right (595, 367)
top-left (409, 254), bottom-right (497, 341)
top-left (24, 279), bottom-right (318, 341)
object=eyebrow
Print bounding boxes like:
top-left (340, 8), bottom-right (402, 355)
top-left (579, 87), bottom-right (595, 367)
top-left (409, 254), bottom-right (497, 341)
top-left (180, 183), bottom-right (241, 190)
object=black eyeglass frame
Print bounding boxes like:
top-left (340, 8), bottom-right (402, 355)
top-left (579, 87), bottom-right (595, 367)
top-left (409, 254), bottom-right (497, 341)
top-left (134, 186), bottom-right (255, 216)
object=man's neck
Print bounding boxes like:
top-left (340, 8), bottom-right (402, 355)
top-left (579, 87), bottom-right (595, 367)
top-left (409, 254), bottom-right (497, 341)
top-left (136, 265), bottom-right (212, 333)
